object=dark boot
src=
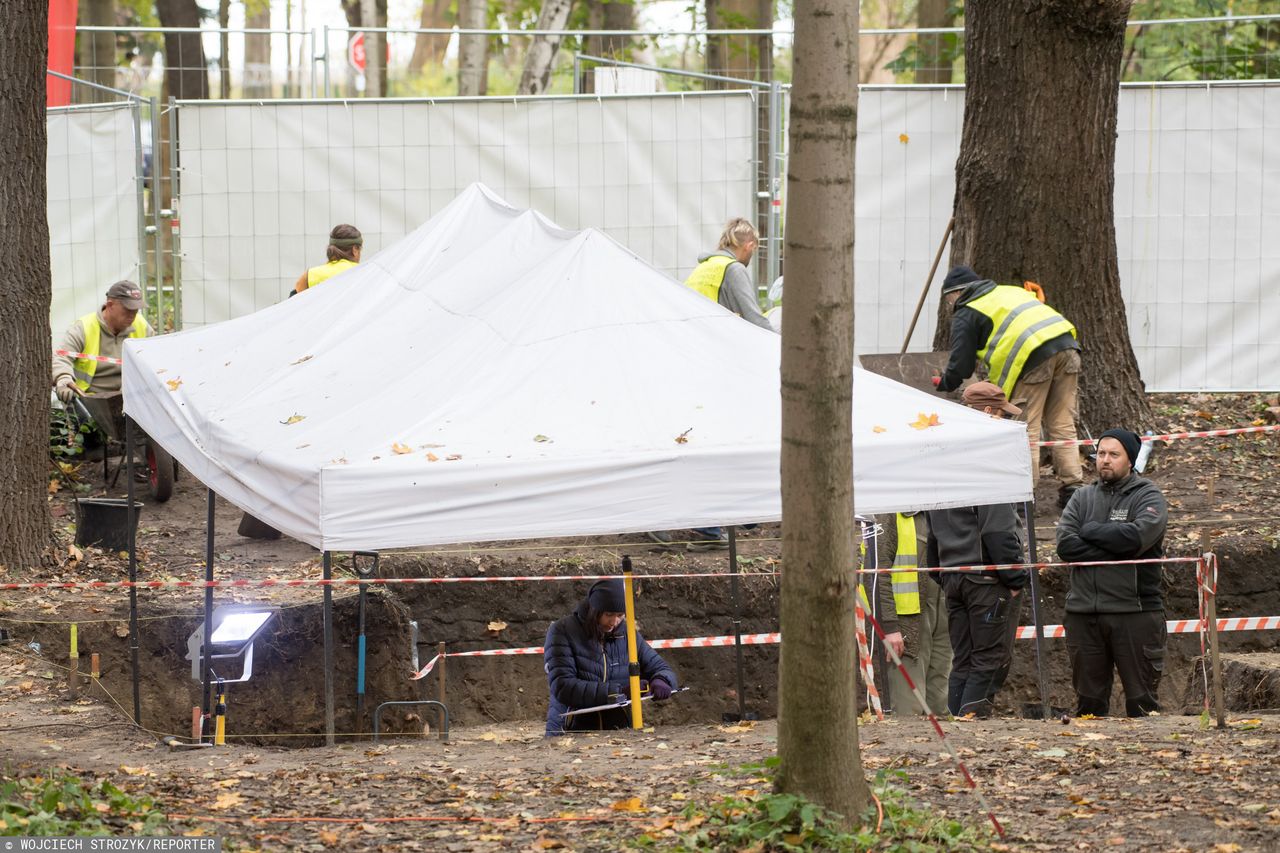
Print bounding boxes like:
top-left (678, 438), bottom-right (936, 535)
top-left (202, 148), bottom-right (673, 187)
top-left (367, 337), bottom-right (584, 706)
top-left (947, 674), bottom-right (966, 717)
top-left (1124, 693), bottom-right (1159, 717)
top-left (1075, 694), bottom-right (1110, 717)
top-left (959, 670), bottom-right (998, 718)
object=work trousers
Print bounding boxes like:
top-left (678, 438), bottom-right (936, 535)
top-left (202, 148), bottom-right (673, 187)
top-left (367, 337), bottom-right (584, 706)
top-left (886, 579), bottom-right (952, 716)
top-left (943, 576), bottom-right (1022, 717)
top-left (1011, 349), bottom-right (1084, 489)
top-left (1064, 610), bottom-right (1166, 717)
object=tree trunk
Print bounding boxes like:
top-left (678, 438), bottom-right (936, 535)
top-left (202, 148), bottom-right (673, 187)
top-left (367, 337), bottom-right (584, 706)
top-left (915, 0), bottom-right (956, 84)
top-left (362, 0), bottom-right (382, 97)
top-left (516, 0), bottom-right (573, 96)
top-left (408, 0), bottom-right (452, 75)
top-left (341, 0), bottom-right (390, 96)
top-left (942, 0), bottom-right (1150, 429)
top-left (76, 0), bottom-right (117, 103)
top-left (0, 0), bottom-right (54, 569)
top-left (705, 0), bottom-right (765, 86)
top-left (244, 0), bottom-right (272, 98)
top-left (776, 0), bottom-right (869, 824)
top-left (155, 0), bottom-right (209, 100)
top-left (456, 0), bottom-right (489, 95)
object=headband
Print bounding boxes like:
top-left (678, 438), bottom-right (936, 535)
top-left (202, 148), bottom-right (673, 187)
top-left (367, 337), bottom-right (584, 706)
top-left (330, 236), bottom-right (363, 248)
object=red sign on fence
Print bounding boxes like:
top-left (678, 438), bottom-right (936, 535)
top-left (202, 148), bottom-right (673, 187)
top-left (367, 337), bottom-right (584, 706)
top-left (347, 32), bottom-right (390, 73)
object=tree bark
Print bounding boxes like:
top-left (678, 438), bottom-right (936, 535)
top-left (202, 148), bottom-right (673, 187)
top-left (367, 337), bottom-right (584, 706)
top-left (941, 0), bottom-right (1151, 429)
top-left (155, 0), bottom-right (209, 100)
top-left (516, 0), bottom-right (573, 95)
top-left (0, 0), bottom-right (54, 569)
top-left (456, 0), bottom-right (489, 95)
top-left (341, 0), bottom-right (390, 96)
top-left (408, 0), bottom-right (453, 75)
top-left (244, 0), bottom-right (272, 98)
top-left (705, 0), bottom-right (767, 87)
top-left (76, 0), bottom-right (117, 102)
top-left (915, 0), bottom-right (956, 84)
top-left (776, 0), bottom-right (869, 824)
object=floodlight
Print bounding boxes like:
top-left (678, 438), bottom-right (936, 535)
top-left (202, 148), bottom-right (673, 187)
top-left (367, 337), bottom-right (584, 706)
top-left (186, 604), bottom-right (279, 683)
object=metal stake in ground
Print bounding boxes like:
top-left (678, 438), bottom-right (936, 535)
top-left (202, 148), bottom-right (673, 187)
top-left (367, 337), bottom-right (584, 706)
top-left (201, 487), bottom-right (215, 741)
top-left (1024, 501), bottom-right (1052, 720)
top-left (126, 416), bottom-right (142, 725)
top-left (727, 526), bottom-right (747, 722)
top-left (323, 550), bottom-right (336, 746)
top-left (354, 551), bottom-right (379, 732)
top-left (621, 556), bottom-right (643, 730)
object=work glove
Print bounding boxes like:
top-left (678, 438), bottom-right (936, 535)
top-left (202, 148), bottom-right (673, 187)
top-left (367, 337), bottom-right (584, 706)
top-left (55, 377), bottom-right (80, 404)
top-left (649, 678), bottom-right (673, 702)
top-left (930, 375), bottom-right (941, 388)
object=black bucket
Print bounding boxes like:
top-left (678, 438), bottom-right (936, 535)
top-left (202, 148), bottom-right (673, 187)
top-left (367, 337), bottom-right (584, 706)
top-left (74, 498), bottom-right (143, 553)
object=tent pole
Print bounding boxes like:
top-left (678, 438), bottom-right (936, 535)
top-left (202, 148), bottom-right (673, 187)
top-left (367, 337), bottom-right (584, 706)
top-left (125, 417), bottom-right (141, 726)
top-left (201, 487), bottom-right (215, 740)
top-left (728, 526), bottom-right (746, 722)
top-left (1024, 501), bottom-right (1052, 719)
top-left (323, 550), bottom-right (335, 746)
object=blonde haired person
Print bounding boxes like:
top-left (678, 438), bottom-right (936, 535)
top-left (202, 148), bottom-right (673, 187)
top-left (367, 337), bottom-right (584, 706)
top-left (292, 224), bottom-right (363, 295)
top-left (683, 217), bottom-right (773, 331)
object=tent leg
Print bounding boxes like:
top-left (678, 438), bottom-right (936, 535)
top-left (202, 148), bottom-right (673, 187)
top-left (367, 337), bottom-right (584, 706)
top-left (323, 550), bottom-right (335, 746)
top-left (126, 417), bottom-right (141, 726)
top-left (728, 526), bottom-right (746, 722)
top-left (1024, 501), bottom-right (1052, 720)
top-left (201, 487), bottom-right (215, 740)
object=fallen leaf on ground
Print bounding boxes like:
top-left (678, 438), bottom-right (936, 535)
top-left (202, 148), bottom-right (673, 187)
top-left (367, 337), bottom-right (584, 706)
top-left (611, 797), bottom-right (646, 812)
top-left (318, 830), bottom-right (340, 844)
top-left (211, 791), bottom-right (243, 810)
top-left (532, 837), bottom-right (567, 850)
top-left (487, 621), bottom-right (508, 633)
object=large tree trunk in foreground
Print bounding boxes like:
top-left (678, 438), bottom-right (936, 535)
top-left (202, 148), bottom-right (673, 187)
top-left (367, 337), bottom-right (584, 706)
top-left (943, 0), bottom-right (1150, 429)
top-left (0, 0), bottom-right (54, 569)
top-left (776, 0), bottom-right (869, 823)
top-left (155, 0), bottom-right (209, 99)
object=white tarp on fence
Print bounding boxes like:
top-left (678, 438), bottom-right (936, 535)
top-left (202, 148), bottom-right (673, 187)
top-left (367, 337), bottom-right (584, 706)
top-left (123, 184), bottom-right (1031, 551)
top-left (176, 91), bottom-right (756, 327)
top-left (854, 83), bottom-right (1280, 391)
top-left (47, 102), bottom-right (139, 339)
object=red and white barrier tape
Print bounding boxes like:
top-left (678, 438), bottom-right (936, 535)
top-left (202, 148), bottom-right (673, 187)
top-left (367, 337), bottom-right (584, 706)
top-left (54, 349), bottom-right (122, 366)
top-left (1013, 616), bottom-right (1280, 640)
top-left (1034, 423), bottom-right (1280, 448)
top-left (853, 594), bottom-right (885, 720)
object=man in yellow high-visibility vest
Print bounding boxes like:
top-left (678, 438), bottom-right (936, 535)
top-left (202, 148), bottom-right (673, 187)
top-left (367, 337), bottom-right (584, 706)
top-left (934, 265), bottom-right (1084, 508)
top-left (874, 511), bottom-right (951, 715)
top-left (52, 280), bottom-right (152, 403)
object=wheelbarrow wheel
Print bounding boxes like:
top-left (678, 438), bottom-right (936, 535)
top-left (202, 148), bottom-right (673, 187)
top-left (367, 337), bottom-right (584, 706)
top-left (146, 441), bottom-right (174, 502)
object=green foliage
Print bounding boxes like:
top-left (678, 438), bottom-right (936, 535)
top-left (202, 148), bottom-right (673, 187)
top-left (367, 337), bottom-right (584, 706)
top-left (635, 765), bottom-right (991, 852)
top-left (1125, 1), bottom-right (1279, 80)
top-left (0, 772), bottom-right (172, 836)
top-left (49, 405), bottom-right (93, 464)
top-left (883, 32), bottom-right (963, 81)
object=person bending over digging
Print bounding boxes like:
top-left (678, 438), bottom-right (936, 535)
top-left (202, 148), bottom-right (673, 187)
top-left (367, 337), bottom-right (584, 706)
top-left (543, 579), bottom-right (678, 735)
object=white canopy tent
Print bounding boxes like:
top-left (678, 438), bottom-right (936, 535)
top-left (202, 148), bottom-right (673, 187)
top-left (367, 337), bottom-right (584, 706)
top-left (123, 184), bottom-right (1032, 551)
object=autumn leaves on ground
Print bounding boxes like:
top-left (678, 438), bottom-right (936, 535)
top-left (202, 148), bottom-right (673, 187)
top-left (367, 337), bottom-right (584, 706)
top-left (2, 642), bottom-right (1279, 852)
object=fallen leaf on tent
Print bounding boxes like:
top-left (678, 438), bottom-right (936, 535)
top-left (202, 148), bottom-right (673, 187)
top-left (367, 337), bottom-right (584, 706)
top-left (211, 791), bottom-right (243, 810)
top-left (155, 368), bottom-right (167, 374)
top-left (675, 427), bottom-right (693, 444)
top-left (426, 453), bottom-right (440, 462)
top-left (611, 797), bottom-right (647, 813)
top-left (330, 457), bottom-right (348, 465)
top-left (280, 414), bottom-right (306, 425)
top-left (296, 443), bottom-right (310, 449)
top-left (290, 355), bottom-right (314, 365)
top-left (422, 443), bottom-right (445, 448)
top-left (391, 442), bottom-right (413, 455)
top-left (899, 133), bottom-right (910, 144)
top-left (533, 434), bottom-right (553, 443)
top-left (445, 454), bottom-right (462, 461)
top-left (487, 621), bottom-right (508, 634)
top-left (909, 412), bottom-right (941, 430)
top-left (165, 379), bottom-right (183, 392)
top-left (873, 425), bottom-right (887, 434)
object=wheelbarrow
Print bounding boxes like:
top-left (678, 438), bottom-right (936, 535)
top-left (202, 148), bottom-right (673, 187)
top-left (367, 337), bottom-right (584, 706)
top-left (68, 393), bottom-right (176, 502)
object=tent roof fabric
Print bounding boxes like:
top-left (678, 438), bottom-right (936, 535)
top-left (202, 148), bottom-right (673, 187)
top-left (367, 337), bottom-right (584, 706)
top-left (123, 184), bottom-right (1031, 551)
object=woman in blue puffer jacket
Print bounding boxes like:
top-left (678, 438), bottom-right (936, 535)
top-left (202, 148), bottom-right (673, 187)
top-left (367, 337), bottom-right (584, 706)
top-left (544, 579), bottom-right (678, 735)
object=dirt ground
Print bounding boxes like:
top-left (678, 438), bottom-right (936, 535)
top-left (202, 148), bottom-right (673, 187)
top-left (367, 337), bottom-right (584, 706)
top-left (3, 390), bottom-right (1279, 847)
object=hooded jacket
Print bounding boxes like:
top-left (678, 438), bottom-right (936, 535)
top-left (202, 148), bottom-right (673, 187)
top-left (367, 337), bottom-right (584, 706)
top-left (693, 250), bottom-right (773, 331)
top-left (543, 597), bottom-right (677, 735)
top-left (937, 280), bottom-right (1079, 392)
top-left (1057, 473), bottom-right (1168, 613)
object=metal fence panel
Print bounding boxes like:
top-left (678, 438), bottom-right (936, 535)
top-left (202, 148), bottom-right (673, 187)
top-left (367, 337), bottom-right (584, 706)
top-left (176, 91), bottom-right (756, 326)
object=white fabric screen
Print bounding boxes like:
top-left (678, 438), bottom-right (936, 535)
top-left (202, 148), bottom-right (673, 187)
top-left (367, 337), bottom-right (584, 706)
top-left (47, 102), bottom-right (139, 340)
top-left (855, 83), bottom-right (1280, 391)
top-left (176, 91), bottom-right (757, 327)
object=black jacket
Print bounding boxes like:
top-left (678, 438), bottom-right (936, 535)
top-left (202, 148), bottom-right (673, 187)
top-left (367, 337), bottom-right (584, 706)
top-left (937, 280), bottom-right (1080, 392)
top-left (1057, 473), bottom-right (1168, 613)
top-left (926, 503), bottom-right (1027, 589)
top-left (544, 598), bottom-right (677, 735)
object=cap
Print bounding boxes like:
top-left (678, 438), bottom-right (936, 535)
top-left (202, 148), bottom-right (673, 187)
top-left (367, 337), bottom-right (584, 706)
top-left (962, 381), bottom-right (1021, 416)
top-left (1099, 428), bottom-right (1142, 465)
top-left (105, 280), bottom-right (144, 311)
top-left (942, 265), bottom-right (982, 294)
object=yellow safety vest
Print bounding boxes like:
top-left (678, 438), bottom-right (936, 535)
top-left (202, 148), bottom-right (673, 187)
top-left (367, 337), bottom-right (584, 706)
top-left (684, 255), bottom-right (735, 303)
top-left (305, 259), bottom-right (359, 289)
top-left (74, 312), bottom-right (148, 392)
top-left (891, 513), bottom-right (921, 616)
top-left (967, 285), bottom-right (1076, 397)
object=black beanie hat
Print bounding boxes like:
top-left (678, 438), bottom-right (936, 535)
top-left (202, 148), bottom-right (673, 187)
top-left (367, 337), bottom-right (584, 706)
top-left (1099, 429), bottom-right (1142, 466)
top-left (942, 265), bottom-right (982, 294)
top-left (587, 579), bottom-right (626, 613)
